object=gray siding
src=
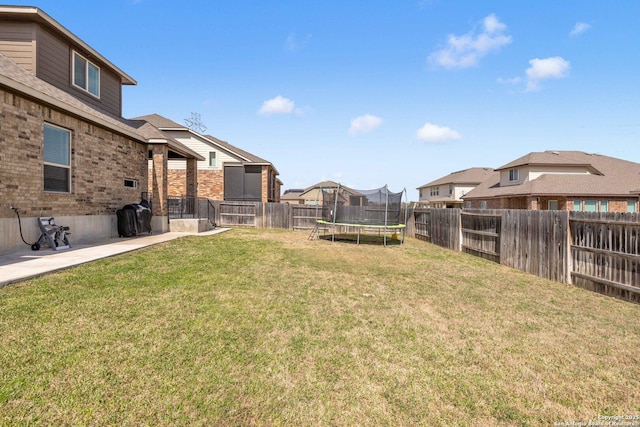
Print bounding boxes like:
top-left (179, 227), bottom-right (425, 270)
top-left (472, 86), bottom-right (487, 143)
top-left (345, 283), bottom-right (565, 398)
top-left (0, 22), bottom-right (36, 72)
top-left (36, 25), bottom-right (122, 116)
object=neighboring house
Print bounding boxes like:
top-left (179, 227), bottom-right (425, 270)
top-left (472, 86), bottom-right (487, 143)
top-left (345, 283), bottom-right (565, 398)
top-left (281, 189), bottom-right (304, 204)
top-left (463, 150), bottom-right (640, 212)
top-left (417, 167), bottom-right (494, 208)
top-left (132, 114), bottom-right (281, 203)
top-left (0, 6), bottom-right (201, 255)
top-left (297, 181), bottom-right (365, 206)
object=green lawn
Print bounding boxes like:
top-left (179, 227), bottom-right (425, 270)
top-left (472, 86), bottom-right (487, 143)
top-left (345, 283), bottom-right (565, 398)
top-left (1, 228), bottom-right (639, 426)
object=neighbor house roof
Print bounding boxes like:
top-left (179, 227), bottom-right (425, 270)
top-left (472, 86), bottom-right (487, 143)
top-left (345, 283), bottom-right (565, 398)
top-left (0, 6), bottom-right (136, 85)
top-left (464, 151), bottom-right (640, 199)
top-left (417, 167), bottom-right (495, 189)
top-left (130, 113), bottom-right (278, 173)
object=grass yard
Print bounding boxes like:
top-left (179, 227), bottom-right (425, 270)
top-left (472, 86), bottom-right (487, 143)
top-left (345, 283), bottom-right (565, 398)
top-left (1, 228), bottom-right (639, 426)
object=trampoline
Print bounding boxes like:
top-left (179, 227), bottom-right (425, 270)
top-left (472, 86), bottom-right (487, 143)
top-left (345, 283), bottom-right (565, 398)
top-left (310, 184), bottom-right (408, 246)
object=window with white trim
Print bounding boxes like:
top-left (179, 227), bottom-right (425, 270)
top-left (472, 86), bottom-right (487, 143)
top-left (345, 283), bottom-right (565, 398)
top-left (480, 201), bottom-right (487, 209)
top-left (430, 186), bottom-right (439, 196)
top-left (209, 151), bottom-right (216, 167)
top-left (509, 168), bottom-right (519, 181)
top-left (628, 200), bottom-right (637, 213)
top-left (73, 51), bottom-right (100, 97)
top-left (600, 200), bottom-right (608, 212)
top-left (44, 123), bottom-right (71, 193)
top-left (124, 179), bottom-right (138, 188)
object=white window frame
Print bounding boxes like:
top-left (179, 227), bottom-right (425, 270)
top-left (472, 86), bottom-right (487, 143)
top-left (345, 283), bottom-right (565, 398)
top-left (548, 200), bottom-right (558, 210)
top-left (72, 51), bottom-right (100, 98)
top-left (43, 123), bottom-right (71, 193)
top-left (572, 200), bottom-right (582, 211)
top-left (628, 200), bottom-right (637, 213)
top-left (430, 186), bottom-right (439, 196)
top-left (209, 151), bottom-right (216, 167)
top-left (480, 201), bottom-right (487, 210)
top-left (600, 200), bottom-right (608, 212)
top-left (509, 168), bottom-right (519, 182)
top-left (124, 179), bottom-right (138, 189)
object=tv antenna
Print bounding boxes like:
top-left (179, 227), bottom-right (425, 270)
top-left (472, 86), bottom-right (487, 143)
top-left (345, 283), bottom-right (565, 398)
top-left (184, 112), bottom-right (207, 133)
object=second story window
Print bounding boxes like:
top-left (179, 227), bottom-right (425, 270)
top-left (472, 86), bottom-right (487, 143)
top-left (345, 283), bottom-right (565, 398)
top-left (509, 168), bottom-right (519, 182)
top-left (73, 52), bottom-right (100, 97)
top-left (430, 186), bottom-right (439, 196)
top-left (209, 152), bottom-right (216, 167)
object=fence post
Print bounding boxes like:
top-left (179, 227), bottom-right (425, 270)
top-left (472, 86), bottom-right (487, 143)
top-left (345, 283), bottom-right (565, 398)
top-left (565, 210), bottom-right (572, 285)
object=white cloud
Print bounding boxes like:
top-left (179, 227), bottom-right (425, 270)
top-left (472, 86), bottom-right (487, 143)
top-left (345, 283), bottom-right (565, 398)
top-left (570, 22), bottom-right (591, 37)
top-left (429, 13), bottom-right (512, 69)
top-left (348, 114), bottom-right (383, 135)
top-left (416, 122), bottom-right (462, 143)
top-left (526, 56), bottom-right (570, 91)
top-left (258, 95), bottom-right (295, 115)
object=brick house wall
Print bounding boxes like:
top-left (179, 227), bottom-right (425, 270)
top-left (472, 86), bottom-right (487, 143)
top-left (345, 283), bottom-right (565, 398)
top-left (465, 196), bottom-right (637, 212)
top-left (1, 88), bottom-right (148, 254)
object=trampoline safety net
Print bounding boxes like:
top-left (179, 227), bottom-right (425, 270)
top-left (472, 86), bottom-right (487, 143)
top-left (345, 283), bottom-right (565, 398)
top-left (321, 185), bottom-right (405, 226)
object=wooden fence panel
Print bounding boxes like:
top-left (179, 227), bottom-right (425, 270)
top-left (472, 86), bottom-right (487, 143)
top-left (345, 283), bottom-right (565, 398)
top-left (413, 209), bottom-right (431, 242)
top-left (500, 210), bottom-right (569, 283)
top-left (292, 205), bottom-right (325, 230)
top-left (217, 202), bottom-right (258, 227)
top-left (461, 211), bottom-right (501, 263)
top-left (570, 212), bottom-right (640, 301)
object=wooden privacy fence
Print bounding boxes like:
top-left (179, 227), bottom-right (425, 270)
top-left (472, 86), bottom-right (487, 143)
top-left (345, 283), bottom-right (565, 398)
top-left (413, 208), bottom-right (640, 303)
top-left (210, 202), bottom-right (326, 230)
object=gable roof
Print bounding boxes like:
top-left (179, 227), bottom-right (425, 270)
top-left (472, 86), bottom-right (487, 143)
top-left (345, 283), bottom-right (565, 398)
top-left (0, 6), bottom-right (136, 85)
top-left (129, 113), bottom-right (279, 173)
top-left (464, 151), bottom-right (640, 199)
top-left (417, 167), bottom-right (495, 189)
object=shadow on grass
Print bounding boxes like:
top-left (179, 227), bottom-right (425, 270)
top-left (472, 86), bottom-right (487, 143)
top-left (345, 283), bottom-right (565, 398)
top-left (319, 233), bottom-right (403, 246)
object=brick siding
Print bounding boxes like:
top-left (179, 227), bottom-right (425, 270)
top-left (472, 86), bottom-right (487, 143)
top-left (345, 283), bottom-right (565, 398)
top-left (0, 88), bottom-right (147, 218)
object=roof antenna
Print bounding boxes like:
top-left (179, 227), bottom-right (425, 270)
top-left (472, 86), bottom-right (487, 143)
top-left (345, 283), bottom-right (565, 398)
top-left (184, 112), bottom-right (207, 133)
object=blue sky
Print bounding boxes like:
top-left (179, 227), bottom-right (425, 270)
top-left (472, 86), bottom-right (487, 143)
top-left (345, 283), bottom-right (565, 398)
top-left (14, 1), bottom-right (640, 199)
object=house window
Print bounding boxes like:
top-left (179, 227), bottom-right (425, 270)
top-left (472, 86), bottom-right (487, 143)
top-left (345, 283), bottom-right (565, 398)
top-left (449, 185), bottom-right (453, 195)
top-left (480, 201), bottom-right (487, 210)
top-left (44, 124), bottom-right (71, 193)
top-left (430, 186), bottom-right (439, 196)
top-left (584, 200), bottom-right (597, 212)
top-left (572, 200), bottom-right (582, 211)
top-left (600, 200), bottom-right (608, 212)
top-left (209, 152), bottom-right (216, 167)
top-left (465, 201), bottom-right (472, 209)
top-left (509, 168), bottom-right (519, 181)
top-left (124, 179), bottom-right (138, 188)
top-left (73, 52), bottom-right (100, 97)
top-left (548, 200), bottom-right (558, 210)
top-left (628, 200), bottom-right (637, 213)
